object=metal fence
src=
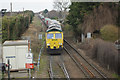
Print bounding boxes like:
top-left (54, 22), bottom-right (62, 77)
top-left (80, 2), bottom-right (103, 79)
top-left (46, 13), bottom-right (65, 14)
top-left (37, 42), bottom-right (45, 71)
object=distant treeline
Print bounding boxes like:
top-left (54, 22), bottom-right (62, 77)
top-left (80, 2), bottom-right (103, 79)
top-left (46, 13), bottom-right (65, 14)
top-left (2, 10), bottom-right (34, 42)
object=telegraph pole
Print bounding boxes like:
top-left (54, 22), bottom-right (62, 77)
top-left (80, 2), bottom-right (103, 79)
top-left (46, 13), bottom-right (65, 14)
top-left (10, 2), bottom-right (12, 16)
top-left (23, 8), bottom-right (24, 16)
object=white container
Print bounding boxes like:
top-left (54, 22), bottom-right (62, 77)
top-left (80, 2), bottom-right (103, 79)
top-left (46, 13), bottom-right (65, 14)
top-left (3, 40), bottom-right (29, 71)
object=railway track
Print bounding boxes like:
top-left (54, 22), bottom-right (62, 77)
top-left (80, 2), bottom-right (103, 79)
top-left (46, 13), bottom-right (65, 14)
top-left (48, 55), bottom-right (70, 80)
top-left (64, 39), bottom-right (107, 78)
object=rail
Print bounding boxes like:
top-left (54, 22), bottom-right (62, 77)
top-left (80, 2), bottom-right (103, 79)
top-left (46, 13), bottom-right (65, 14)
top-left (49, 56), bottom-right (54, 80)
top-left (48, 55), bottom-right (70, 80)
top-left (64, 39), bottom-right (107, 78)
top-left (64, 47), bottom-right (89, 78)
top-left (58, 56), bottom-right (70, 80)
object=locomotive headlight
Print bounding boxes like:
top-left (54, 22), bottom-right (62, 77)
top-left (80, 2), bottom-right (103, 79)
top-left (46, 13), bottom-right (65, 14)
top-left (59, 43), bottom-right (62, 45)
top-left (47, 43), bottom-right (50, 46)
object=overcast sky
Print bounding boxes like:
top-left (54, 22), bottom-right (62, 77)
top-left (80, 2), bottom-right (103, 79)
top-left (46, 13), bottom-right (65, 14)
top-left (0, 0), bottom-right (119, 13)
top-left (0, 0), bottom-right (54, 12)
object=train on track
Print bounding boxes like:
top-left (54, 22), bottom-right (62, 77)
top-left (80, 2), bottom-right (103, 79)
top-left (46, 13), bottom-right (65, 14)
top-left (39, 14), bottom-right (63, 54)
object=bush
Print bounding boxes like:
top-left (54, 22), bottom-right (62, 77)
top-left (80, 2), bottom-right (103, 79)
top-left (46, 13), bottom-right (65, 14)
top-left (100, 25), bottom-right (118, 42)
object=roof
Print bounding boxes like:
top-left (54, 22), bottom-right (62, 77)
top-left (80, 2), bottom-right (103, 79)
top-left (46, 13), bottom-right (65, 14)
top-left (47, 29), bottom-right (62, 32)
top-left (47, 26), bottom-right (62, 32)
top-left (47, 24), bottom-right (62, 32)
top-left (48, 24), bottom-right (61, 28)
top-left (3, 40), bottom-right (28, 46)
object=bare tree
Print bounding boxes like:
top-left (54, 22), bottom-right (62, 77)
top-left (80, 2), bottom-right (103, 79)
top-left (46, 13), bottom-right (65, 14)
top-left (53, 0), bottom-right (71, 20)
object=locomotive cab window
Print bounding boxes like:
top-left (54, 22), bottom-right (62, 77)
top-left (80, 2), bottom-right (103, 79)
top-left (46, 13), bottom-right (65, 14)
top-left (47, 33), bottom-right (54, 39)
top-left (55, 33), bottom-right (62, 39)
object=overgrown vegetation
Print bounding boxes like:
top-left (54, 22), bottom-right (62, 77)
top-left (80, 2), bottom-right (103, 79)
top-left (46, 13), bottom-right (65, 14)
top-left (66, 2), bottom-right (119, 41)
top-left (91, 39), bottom-right (118, 74)
top-left (79, 39), bottom-right (118, 74)
top-left (2, 10), bottom-right (34, 42)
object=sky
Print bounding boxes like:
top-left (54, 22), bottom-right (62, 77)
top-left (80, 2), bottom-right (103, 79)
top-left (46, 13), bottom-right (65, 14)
top-left (0, 0), bottom-right (119, 13)
top-left (0, 0), bottom-right (54, 13)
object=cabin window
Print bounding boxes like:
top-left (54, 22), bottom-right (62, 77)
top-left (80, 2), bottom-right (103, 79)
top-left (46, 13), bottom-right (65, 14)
top-left (47, 34), bottom-right (54, 39)
top-left (55, 33), bottom-right (62, 39)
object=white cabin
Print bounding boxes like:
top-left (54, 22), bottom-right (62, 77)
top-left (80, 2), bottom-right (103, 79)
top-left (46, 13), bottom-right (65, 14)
top-left (3, 40), bottom-right (29, 71)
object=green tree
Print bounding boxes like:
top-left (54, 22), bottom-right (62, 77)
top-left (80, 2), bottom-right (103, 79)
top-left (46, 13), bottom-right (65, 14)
top-left (66, 2), bottom-right (100, 38)
top-left (44, 9), bottom-right (48, 14)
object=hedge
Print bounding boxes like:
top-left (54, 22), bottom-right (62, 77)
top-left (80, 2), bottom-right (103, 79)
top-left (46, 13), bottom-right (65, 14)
top-left (2, 10), bottom-right (34, 42)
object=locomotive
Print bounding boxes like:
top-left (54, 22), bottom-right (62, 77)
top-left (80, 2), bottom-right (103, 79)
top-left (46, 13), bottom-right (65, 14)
top-left (39, 14), bottom-right (63, 54)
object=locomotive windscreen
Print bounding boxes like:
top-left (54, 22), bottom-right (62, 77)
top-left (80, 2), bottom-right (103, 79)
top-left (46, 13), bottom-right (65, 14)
top-left (47, 33), bottom-right (54, 39)
top-left (55, 33), bottom-right (62, 39)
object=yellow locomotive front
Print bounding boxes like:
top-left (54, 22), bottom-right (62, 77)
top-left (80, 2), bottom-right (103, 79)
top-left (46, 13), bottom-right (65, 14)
top-left (46, 31), bottom-right (63, 54)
